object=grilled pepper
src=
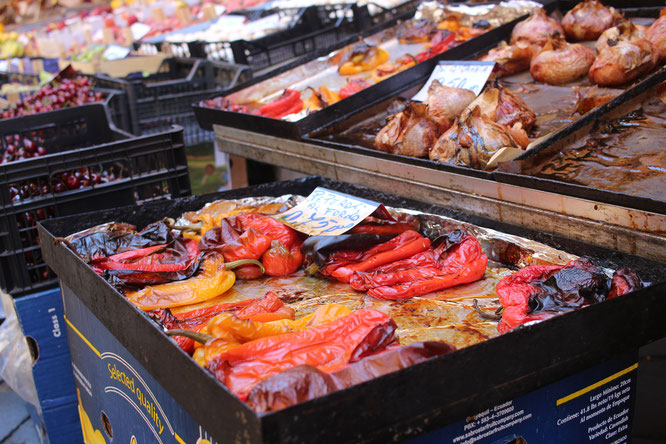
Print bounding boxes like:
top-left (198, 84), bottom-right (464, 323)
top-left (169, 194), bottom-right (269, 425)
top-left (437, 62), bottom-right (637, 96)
top-left (261, 240), bottom-right (304, 276)
top-left (416, 31), bottom-right (456, 63)
top-left (206, 309), bottom-right (397, 398)
top-left (229, 212), bottom-right (301, 248)
top-left (255, 89), bottom-right (303, 119)
top-left (338, 79), bottom-right (371, 100)
top-left (496, 258), bottom-right (642, 333)
top-left (125, 253), bottom-right (260, 310)
top-left (338, 43), bottom-right (390, 75)
top-left (363, 236), bottom-right (488, 300)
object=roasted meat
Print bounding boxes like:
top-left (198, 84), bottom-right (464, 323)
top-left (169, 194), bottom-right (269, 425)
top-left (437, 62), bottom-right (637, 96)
top-left (530, 34), bottom-right (596, 84)
top-left (589, 38), bottom-right (656, 86)
top-left (562, 0), bottom-right (619, 41)
top-left (510, 7), bottom-right (564, 47)
top-left (480, 40), bottom-right (536, 77)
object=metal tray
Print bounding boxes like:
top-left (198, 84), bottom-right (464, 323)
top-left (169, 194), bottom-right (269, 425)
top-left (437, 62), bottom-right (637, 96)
top-left (193, 0), bottom-right (557, 139)
top-left (302, 6), bottom-right (664, 183)
top-left (39, 176), bottom-right (666, 443)
top-left (496, 65), bottom-right (666, 215)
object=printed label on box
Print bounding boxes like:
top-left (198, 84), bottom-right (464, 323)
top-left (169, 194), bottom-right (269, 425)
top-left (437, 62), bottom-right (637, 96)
top-left (275, 187), bottom-right (379, 236)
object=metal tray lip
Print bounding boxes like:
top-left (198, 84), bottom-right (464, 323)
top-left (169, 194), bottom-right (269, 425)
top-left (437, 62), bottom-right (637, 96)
top-left (193, 0), bottom-right (560, 139)
top-left (302, 134), bottom-right (496, 180)
top-left (38, 176), bottom-right (666, 442)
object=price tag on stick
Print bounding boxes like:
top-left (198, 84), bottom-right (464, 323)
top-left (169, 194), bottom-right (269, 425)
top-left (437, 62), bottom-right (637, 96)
top-left (275, 187), bottom-right (380, 236)
top-left (412, 61), bottom-right (495, 101)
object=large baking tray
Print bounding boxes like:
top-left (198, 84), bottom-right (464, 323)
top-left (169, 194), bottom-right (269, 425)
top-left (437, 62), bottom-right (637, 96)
top-left (39, 176), bottom-right (666, 443)
top-left (496, 65), bottom-right (666, 215)
top-left (193, 0), bottom-right (557, 139)
top-left (302, 6), bottom-right (664, 189)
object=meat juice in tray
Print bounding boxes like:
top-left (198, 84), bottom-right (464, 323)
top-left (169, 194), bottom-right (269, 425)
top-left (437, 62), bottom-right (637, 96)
top-left (308, 2), bottom-right (665, 172)
top-left (60, 190), bottom-right (645, 413)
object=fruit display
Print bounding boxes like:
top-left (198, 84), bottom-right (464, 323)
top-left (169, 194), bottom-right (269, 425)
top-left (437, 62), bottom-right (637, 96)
top-left (1, 75), bottom-right (103, 118)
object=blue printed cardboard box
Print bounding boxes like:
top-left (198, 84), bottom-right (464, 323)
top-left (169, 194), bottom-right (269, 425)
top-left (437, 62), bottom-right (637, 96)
top-left (13, 287), bottom-right (82, 443)
top-left (61, 279), bottom-right (639, 444)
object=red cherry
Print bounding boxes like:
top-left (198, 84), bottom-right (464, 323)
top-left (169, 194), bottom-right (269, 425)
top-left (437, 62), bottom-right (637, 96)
top-left (65, 175), bottom-right (80, 190)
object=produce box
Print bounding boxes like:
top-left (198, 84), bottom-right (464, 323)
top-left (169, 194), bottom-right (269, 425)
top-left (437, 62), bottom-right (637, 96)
top-left (59, 54), bottom-right (168, 78)
top-left (194, 0), bottom-right (555, 139)
top-left (0, 103), bottom-right (190, 296)
top-left (91, 58), bottom-right (252, 145)
top-left (13, 288), bottom-right (81, 444)
top-left (39, 176), bottom-right (666, 443)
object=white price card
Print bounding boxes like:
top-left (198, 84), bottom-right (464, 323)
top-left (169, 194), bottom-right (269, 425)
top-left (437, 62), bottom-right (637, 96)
top-left (131, 22), bottom-right (152, 40)
top-left (412, 61), bottom-right (495, 102)
top-left (274, 187), bottom-right (380, 236)
top-left (103, 45), bottom-right (131, 61)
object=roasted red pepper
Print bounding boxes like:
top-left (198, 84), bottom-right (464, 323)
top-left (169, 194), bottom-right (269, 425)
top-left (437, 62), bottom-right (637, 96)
top-left (229, 213), bottom-right (301, 248)
top-left (338, 79), bottom-right (371, 100)
top-left (362, 236), bottom-right (488, 300)
top-left (496, 258), bottom-right (642, 333)
top-left (255, 89), bottom-right (303, 119)
top-left (261, 240), bottom-right (304, 277)
top-left (349, 222), bottom-right (419, 235)
top-left (206, 309), bottom-right (397, 399)
top-left (415, 31), bottom-right (456, 63)
top-left (328, 231), bottom-right (430, 282)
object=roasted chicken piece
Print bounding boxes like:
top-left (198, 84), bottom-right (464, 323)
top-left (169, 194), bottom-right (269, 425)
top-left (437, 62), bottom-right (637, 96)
top-left (589, 38), bottom-right (656, 86)
top-left (425, 80), bottom-right (476, 130)
top-left (375, 102), bottom-right (439, 157)
top-left (646, 13), bottom-right (666, 63)
top-left (562, 0), bottom-right (619, 41)
top-left (430, 106), bottom-right (529, 169)
top-left (596, 19), bottom-right (647, 53)
top-left (510, 8), bottom-right (564, 47)
top-left (465, 83), bottom-right (536, 130)
top-left (530, 34), bottom-right (596, 84)
top-left (480, 40), bottom-right (536, 77)
top-left (397, 19), bottom-right (438, 44)
top-left (338, 43), bottom-right (390, 75)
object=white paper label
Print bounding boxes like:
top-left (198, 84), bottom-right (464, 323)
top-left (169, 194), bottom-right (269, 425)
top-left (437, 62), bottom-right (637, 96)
top-left (275, 187), bottom-right (380, 236)
top-left (103, 45), bottom-right (131, 61)
top-left (131, 22), bottom-right (152, 40)
top-left (0, 61), bottom-right (8, 72)
top-left (412, 61), bottom-right (495, 101)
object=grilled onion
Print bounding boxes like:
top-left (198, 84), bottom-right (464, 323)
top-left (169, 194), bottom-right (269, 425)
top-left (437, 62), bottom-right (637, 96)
top-left (510, 8), bottom-right (564, 47)
top-left (596, 20), bottom-right (647, 53)
top-left (562, 0), bottom-right (619, 42)
top-left (530, 34), bottom-right (596, 84)
top-left (589, 39), bottom-right (656, 86)
top-left (646, 14), bottom-right (666, 63)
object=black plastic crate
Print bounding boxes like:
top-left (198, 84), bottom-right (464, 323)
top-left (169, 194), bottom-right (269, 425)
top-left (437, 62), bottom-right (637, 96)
top-left (91, 58), bottom-right (251, 145)
top-left (170, 4), bottom-right (358, 70)
top-left (355, 0), bottom-right (420, 30)
top-left (0, 103), bottom-right (191, 296)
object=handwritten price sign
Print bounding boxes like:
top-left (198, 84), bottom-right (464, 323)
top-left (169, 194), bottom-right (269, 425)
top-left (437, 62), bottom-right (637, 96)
top-left (275, 187), bottom-right (379, 236)
top-left (412, 61), bottom-right (496, 102)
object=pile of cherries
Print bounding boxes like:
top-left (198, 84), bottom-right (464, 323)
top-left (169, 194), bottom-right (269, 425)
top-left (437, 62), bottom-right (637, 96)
top-left (1, 77), bottom-right (104, 119)
top-left (9, 165), bottom-right (120, 203)
top-left (1, 135), bottom-right (48, 164)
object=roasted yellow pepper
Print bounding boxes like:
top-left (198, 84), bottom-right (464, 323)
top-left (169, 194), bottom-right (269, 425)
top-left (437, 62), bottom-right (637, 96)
top-left (126, 253), bottom-right (236, 311)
